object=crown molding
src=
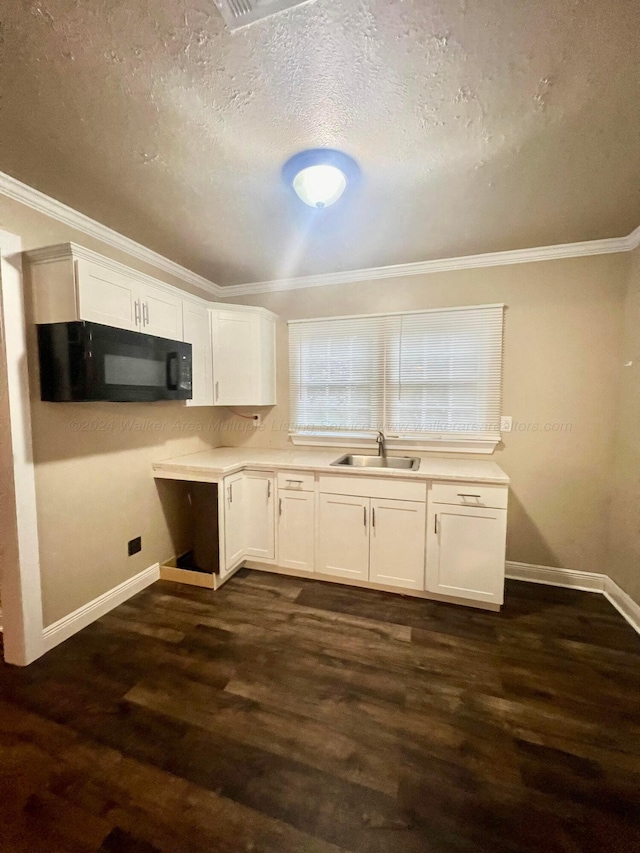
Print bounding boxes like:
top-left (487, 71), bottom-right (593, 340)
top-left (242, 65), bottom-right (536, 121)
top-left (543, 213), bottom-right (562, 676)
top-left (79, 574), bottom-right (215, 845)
top-left (222, 228), bottom-right (640, 297)
top-left (0, 170), bottom-right (223, 297)
top-left (3, 169), bottom-right (637, 300)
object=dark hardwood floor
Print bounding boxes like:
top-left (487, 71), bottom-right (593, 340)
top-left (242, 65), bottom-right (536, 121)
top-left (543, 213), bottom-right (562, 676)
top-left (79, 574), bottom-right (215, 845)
top-left (1, 571), bottom-right (640, 853)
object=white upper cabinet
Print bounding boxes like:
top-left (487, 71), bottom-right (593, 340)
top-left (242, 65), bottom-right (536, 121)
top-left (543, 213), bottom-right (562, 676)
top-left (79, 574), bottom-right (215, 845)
top-left (27, 244), bottom-right (279, 409)
top-left (183, 300), bottom-right (214, 407)
top-left (210, 309), bottom-right (276, 407)
top-left (28, 244), bottom-right (185, 340)
top-left (138, 281), bottom-right (183, 340)
top-left (75, 259), bottom-right (140, 331)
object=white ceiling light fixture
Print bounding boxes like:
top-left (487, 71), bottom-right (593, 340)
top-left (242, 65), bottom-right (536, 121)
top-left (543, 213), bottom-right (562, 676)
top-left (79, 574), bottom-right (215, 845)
top-left (213, 0), bottom-right (317, 31)
top-left (283, 149), bottom-right (360, 209)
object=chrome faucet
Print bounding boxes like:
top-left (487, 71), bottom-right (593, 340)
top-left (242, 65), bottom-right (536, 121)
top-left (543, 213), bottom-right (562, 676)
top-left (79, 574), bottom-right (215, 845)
top-left (376, 431), bottom-right (387, 461)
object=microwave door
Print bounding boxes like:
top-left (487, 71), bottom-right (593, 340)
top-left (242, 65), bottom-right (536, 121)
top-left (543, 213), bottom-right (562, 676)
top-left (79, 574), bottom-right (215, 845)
top-left (92, 325), bottom-right (191, 401)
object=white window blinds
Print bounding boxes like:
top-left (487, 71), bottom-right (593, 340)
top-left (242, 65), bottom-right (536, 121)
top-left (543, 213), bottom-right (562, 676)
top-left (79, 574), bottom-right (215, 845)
top-left (288, 315), bottom-right (389, 434)
top-left (289, 304), bottom-right (504, 446)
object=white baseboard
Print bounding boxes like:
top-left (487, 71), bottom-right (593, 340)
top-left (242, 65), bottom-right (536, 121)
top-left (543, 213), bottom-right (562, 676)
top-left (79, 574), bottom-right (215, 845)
top-left (42, 563), bottom-right (160, 653)
top-left (604, 577), bottom-right (640, 636)
top-left (506, 560), bottom-right (640, 635)
top-left (505, 561), bottom-right (607, 593)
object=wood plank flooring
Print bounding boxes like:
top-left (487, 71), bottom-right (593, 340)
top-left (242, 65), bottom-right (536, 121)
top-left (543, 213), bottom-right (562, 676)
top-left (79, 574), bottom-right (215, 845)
top-left (1, 571), bottom-right (640, 852)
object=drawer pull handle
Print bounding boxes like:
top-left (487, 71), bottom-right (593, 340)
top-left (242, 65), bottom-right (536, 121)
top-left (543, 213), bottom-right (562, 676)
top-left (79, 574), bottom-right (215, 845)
top-left (286, 479), bottom-right (304, 484)
top-left (458, 493), bottom-right (481, 499)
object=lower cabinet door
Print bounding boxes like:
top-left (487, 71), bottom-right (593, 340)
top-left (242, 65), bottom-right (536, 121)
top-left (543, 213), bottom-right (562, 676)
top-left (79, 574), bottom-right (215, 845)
top-left (426, 504), bottom-right (507, 604)
top-left (223, 472), bottom-right (246, 576)
top-left (278, 491), bottom-right (315, 572)
top-left (244, 472), bottom-right (275, 560)
top-left (369, 499), bottom-right (426, 590)
top-left (317, 494), bottom-right (370, 581)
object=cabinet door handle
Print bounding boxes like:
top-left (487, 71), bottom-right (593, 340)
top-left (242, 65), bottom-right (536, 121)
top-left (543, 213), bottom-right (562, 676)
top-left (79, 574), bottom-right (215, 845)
top-left (434, 513), bottom-right (438, 534)
top-left (142, 302), bottom-right (147, 325)
top-left (134, 300), bottom-right (141, 326)
top-left (229, 483), bottom-right (233, 504)
top-left (267, 481), bottom-right (271, 499)
top-left (279, 497), bottom-right (282, 516)
top-left (363, 506), bottom-right (367, 528)
top-left (215, 381), bottom-right (219, 401)
top-left (372, 507), bottom-right (376, 528)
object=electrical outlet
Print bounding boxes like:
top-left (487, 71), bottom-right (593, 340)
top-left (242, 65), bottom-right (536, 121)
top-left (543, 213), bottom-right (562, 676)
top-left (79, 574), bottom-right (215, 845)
top-left (128, 536), bottom-right (142, 556)
top-left (500, 416), bottom-right (513, 432)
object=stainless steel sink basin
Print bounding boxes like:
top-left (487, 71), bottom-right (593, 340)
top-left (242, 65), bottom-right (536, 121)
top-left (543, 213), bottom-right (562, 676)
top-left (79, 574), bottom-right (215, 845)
top-left (331, 454), bottom-right (420, 471)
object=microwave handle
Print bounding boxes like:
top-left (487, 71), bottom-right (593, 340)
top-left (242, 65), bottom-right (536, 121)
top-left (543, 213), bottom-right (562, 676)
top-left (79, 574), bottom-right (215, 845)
top-left (166, 352), bottom-right (179, 390)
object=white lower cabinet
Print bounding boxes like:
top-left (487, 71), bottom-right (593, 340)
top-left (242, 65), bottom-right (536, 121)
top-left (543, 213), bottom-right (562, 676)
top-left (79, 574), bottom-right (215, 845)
top-left (317, 492), bottom-right (426, 587)
top-left (317, 494), bottom-right (370, 581)
top-left (278, 490), bottom-right (315, 572)
top-left (369, 499), bottom-right (426, 590)
top-left (220, 469), bottom-right (507, 608)
top-left (222, 471), bottom-right (275, 577)
top-left (426, 502), bottom-right (507, 604)
top-left (244, 472), bottom-right (275, 560)
top-left (222, 472), bottom-right (246, 577)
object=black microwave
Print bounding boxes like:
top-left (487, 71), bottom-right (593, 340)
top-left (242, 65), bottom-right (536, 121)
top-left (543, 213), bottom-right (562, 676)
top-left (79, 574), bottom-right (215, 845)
top-left (37, 321), bottom-right (192, 402)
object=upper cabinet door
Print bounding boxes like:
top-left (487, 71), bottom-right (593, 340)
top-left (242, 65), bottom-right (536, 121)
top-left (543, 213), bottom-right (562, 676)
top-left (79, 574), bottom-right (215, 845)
top-left (426, 503), bottom-right (507, 605)
top-left (139, 282), bottom-right (183, 341)
top-left (76, 259), bottom-right (139, 332)
top-left (369, 499), bottom-right (426, 591)
top-left (183, 301), bottom-right (214, 407)
top-left (211, 310), bottom-right (258, 405)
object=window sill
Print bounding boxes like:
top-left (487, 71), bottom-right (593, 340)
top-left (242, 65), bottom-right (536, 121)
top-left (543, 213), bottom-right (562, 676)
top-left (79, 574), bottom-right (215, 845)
top-left (290, 433), bottom-right (500, 455)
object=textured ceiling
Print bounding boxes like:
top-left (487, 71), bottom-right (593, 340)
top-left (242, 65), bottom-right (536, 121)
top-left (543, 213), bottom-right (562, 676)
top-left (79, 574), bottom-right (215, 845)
top-left (1, 0), bottom-right (639, 286)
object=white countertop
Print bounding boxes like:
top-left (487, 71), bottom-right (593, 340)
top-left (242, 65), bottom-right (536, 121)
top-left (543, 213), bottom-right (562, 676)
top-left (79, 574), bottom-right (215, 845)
top-left (152, 446), bottom-right (510, 485)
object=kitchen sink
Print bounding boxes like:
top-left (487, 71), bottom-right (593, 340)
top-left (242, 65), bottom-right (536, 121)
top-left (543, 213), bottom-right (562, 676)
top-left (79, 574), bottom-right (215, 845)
top-left (331, 454), bottom-right (420, 471)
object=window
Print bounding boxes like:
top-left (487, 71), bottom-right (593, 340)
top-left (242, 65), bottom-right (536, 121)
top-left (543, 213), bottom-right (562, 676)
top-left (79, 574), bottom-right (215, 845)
top-left (288, 304), bottom-right (504, 453)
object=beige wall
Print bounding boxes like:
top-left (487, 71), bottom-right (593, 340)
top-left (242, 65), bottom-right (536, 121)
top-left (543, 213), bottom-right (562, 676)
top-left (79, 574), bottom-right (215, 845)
top-left (223, 254), bottom-right (630, 579)
top-left (607, 246), bottom-right (640, 602)
top-left (0, 195), bottom-right (224, 626)
top-left (1, 186), bottom-right (635, 626)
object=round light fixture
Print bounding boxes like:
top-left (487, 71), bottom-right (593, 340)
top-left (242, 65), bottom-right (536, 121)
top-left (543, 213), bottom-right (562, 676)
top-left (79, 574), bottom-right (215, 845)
top-left (283, 149), bottom-right (360, 209)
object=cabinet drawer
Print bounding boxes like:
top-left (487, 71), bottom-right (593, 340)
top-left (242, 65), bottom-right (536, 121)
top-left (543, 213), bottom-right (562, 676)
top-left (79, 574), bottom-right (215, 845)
top-left (430, 482), bottom-right (508, 510)
top-left (277, 471), bottom-right (315, 492)
top-left (318, 475), bottom-right (426, 502)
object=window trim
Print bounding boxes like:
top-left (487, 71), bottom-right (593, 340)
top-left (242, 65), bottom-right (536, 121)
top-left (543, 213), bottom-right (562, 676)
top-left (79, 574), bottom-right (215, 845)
top-left (288, 303), bottom-right (505, 455)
